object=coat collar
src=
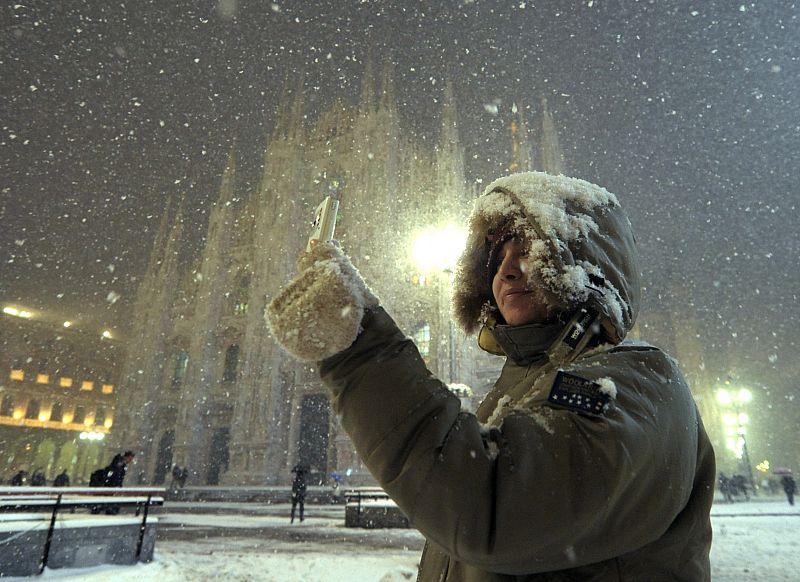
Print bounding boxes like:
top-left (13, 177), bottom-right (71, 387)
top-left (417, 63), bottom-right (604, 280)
top-left (487, 320), bottom-right (563, 367)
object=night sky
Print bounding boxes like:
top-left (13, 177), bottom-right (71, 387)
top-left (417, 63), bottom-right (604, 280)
top-left (2, 2), bottom-right (798, 459)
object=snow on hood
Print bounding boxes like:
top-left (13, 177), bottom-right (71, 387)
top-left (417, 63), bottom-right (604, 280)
top-left (452, 171), bottom-right (640, 345)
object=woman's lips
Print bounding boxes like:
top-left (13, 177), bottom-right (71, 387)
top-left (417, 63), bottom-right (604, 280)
top-left (504, 289), bottom-right (531, 299)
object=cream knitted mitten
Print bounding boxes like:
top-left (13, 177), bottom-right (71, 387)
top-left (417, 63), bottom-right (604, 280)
top-left (265, 242), bottom-right (378, 361)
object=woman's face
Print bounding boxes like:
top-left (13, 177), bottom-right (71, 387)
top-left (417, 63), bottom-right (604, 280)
top-left (491, 239), bottom-right (550, 326)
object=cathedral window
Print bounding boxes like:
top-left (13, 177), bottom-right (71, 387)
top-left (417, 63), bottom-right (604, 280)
top-left (95, 407), bottom-right (106, 426)
top-left (413, 323), bottom-right (431, 360)
top-left (81, 380), bottom-right (94, 391)
top-left (222, 344), bottom-right (240, 382)
top-left (10, 369), bottom-right (24, 381)
top-left (172, 350), bottom-right (189, 387)
top-left (231, 273), bottom-right (250, 316)
top-left (102, 383), bottom-right (114, 394)
top-left (59, 377), bottom-right (73, 388)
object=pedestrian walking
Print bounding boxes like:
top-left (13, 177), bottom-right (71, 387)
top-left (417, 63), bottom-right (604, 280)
top-left (30, 469), bottom-right (46, 486)
top-left (10, 469), bottom-right (27, 486)
top-left (780, 474), bottom-right (796, 506)
top-left (90, 450), bottom-right (135, 514)
top-left (53, 469), bottom-right (70, 487)
top-left (290, 463), bottom-right (308, 524)
top-left (719, 472), bottom-right (734, 503)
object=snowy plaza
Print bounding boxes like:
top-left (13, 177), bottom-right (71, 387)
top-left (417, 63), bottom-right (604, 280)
top-left (7, 497), bottom-right (798, 582)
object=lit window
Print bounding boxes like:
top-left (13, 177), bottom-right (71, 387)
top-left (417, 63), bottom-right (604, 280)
top-left (102, 384), bottom-right (114, 394)
top-left (59, 377), bottom-right (73, 387)
top-left (81, 380), bottom-right (94, 391)
top-left (10, 369), bottom-right (24, 381)
top-left (36, 373), bottom-right (49, 384)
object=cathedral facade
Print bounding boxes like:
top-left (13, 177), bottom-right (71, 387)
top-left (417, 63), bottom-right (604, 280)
top-left (110, 65), bottom-right (568, 486)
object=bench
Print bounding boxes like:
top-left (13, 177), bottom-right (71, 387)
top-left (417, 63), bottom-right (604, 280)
top-left (0, 487), bottom-right (164, 577)
top-left (344, 487), bottom-right (409, 528)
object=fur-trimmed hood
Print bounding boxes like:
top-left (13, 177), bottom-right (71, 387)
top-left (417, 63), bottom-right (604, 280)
top-left (453, 171), bottom-right (640, 346)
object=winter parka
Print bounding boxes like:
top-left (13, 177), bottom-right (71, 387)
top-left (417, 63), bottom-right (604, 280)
top-left (318, 173), bottom-right (714, 581)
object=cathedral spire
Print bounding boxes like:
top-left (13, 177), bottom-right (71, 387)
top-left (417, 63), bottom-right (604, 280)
top-left (436, 77), bottom-right (467, 215)
top-left (508, 101), bottom-right (534, 173)
top-left (271, 74), bottom-right (292, 140)
top-left (378, 59), bottom-right (396, 113)
top-left (538, 96), bottom-right (565, 175)
top-left (439, 78), bottom-right (459, 147)
top-left (217, 142), bottom-right (237, 208)
top-left (287, 74), bottom-right (306, 140)
top-left (359, 54), bottom-right (377, 116)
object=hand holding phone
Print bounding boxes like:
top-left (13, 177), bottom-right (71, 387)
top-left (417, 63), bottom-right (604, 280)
top-left (307, 196), bottom-right (339, 251)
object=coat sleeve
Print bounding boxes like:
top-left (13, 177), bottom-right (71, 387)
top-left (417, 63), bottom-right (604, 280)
top-left (320, 307), bottom-right (704, 575)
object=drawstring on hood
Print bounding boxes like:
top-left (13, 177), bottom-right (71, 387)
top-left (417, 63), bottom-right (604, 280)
top-left (453, 171), bottom-right (640, 360)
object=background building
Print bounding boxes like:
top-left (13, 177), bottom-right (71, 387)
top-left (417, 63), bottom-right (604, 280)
top-left (0, 307), bottom-right (121, 484)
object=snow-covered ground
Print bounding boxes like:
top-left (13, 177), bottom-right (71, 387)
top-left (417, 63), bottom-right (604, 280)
top-left (7, 499), bottom-right (799, 581)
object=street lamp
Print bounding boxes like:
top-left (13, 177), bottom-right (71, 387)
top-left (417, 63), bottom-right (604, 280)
top-left (410, 224), bottom-right (467, 383)
top-left (716, 386), bottom-right (756, 491)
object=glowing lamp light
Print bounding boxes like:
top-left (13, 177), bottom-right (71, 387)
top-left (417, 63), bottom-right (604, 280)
top-left (716, 389), bottom-right (732, 405)
top-left (411, 225), bottom-right (467, 273)
top-left (63, 321), bottom-right (72, 328)
top-left (3, 306), bottom-right (32, 318)
top-left (101, 330), bottom-right (113, 339)
top-left (717, 387), bottom-right (753, 406)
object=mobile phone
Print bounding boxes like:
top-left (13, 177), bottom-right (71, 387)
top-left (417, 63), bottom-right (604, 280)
top-left (307, 196), bottom-right (339, 251)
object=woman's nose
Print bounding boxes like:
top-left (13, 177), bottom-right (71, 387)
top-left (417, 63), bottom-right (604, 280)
top-left (497, 254), bottom-right (521, 280)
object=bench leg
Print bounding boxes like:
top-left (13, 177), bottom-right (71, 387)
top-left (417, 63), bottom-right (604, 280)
top-left (40, 494), bottom-right (62, 574)
top-left (135, 496), bottom-right (151, 561)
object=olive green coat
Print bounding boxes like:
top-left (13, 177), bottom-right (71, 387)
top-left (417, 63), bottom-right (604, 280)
top-left (321, 308), bottom-right (714, 581)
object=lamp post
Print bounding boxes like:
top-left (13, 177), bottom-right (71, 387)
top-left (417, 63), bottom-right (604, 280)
top-left (410, 225), bottom-right (467, 384)
top-left (716, 386), bottom-right (756, 492)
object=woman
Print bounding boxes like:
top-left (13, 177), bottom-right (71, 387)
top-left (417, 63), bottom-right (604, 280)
top-left (268, 171), bottom-right (714, 581)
